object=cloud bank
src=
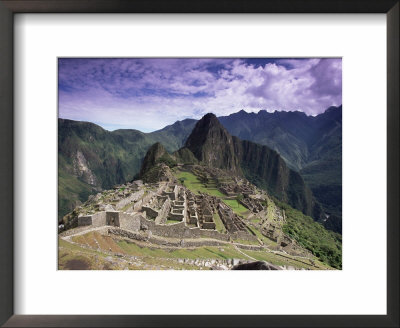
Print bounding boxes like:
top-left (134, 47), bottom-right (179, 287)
top-left (58, 58), bottom-right (342, 132)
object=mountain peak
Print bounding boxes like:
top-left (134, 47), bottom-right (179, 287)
top-left (324, 105), bottom-right (342, 114)
top-left (183, 113), bottom-right (240, 173)
top-left (200, 112), bottom-right (219, 124)
top-left (139, 142), bottom-right (169, 177)
top-left (185, 113), bottom-right (227, 146)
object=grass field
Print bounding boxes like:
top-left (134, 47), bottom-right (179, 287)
top-left (222, 199), bottom-right (249, 216)
top-left (60, 230), bottom-right (331, 270)
top-left (175, 170), bottom-right (225, 198)
top-left (213, 212), bottom-right (227, 233)
top-left (117, 240), bottom-right (247, 260)
top-left (166, 219), bottom-right (182, 225)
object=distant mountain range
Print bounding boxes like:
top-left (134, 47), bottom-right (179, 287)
top-left (219, 106), bottom-right (342, 231)
top-left (58, 106), bottom-right (341, 232)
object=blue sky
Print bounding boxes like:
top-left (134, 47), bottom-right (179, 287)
top-left (58, 58), bottom-right (342, 132)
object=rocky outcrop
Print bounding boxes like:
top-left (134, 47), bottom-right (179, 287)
top-left (140, 142), bottom-right (170, 177)
top-left (141, 163), bottom-right (175, 184)
top-left (184, 113), bottom-right (241, 174)
top-left (73, 150), bottom-right (98, 185)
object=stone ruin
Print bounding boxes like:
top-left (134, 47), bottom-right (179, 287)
top-left (78, 210), bottom-right (141, 232)
top-left (219, 181), bottom-right (255, 197)
top-left (73, 176), bottom-right (260, 243)
top-left (186, 190), bottom-right (199, 226)
top-left (196, 196), bottom-right (216, 230)
top-left (217, 202), bottom-right (247, 234)
top-left (240, 195), bottom-right (264, 213)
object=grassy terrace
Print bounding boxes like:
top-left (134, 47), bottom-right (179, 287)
top-left (222, 199), bottom-right (249, 217)
top-left (59, 236), bottom-right (202, 270)
top-left (166, 219), bottom-right (182, 225)
top-left (118, 240), bottom-right (246, 260)
top-left (213, 212), bottom-right (226, 233)
top-left (175, 170), bottom-right (225, 198)
top-left (60, 232), bottom-right (327, 270)
top-left (246, 224), bottom-right (278, 248)
top-left (175, 169), bottom-right (249, 218)
top-left (240, 248), bottom-right (330, 270)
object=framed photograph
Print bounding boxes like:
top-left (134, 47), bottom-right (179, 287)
top-left (0, 0), bottom-right (398, 327)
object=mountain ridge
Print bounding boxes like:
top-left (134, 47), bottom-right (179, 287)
top-left (171, 113), bottom-right (324, 221)
top-left (59, 106), bottom-right (341, 232)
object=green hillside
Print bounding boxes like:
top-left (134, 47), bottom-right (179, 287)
top-left (58, 118), bottom-right (196, 221)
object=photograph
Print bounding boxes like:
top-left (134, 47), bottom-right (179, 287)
top-left (57, 57), bottom-right (342, 271)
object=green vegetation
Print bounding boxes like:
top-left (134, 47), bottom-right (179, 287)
top-left (58, 118), bottom-right (196, 219)
top-left (166, 219), bottom-right (181, 225)
top-left (59, 236), bottom-right (202, 270)
top-left (222, 199), bottom-right (248, 216)
top-left (156, 153), bottom-right (177, 168)
top-left (233, 238), bottom-right (259, 246)
top-left (61, 229), bottom-right (333, 270)
top-left (213, 212), bottom-right (226, 233)
top-left (58, 170), bottom-right (96, 222)
top-left (276, 200), bottom-right (342, 269)
top-left (117, 240), bottom-right (245, 260)
top-left (175, 170), bottom-right (225, 198)
top-left (246, 224), bottom-right (278, 248)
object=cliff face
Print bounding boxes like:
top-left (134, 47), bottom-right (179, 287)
top-left (219, 106), bottom-right (342, 225)
top-left (184, 113), bottom-right (241, 174)
top-left (178, 113), bottom-right (323, 220)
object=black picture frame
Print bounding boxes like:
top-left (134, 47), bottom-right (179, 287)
top-left (0, 1), bottom-right (398, 327)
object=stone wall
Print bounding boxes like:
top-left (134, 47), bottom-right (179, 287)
top-left (138, 216), bottom-right (230, 241)
top-left (78, 211), bottom-right (107, 227)
top-left (119, 212), bottom-right (141, 232)
top-left (108, 228), bottom-right (229, 249)
top-left (199, 229), bottom-right (230, 241)
top-left (106, 211), bottom-right (120, 226)
top-left (133, 191), bottom-right (155, 211)
top-left (91, 211), bottom-right (107, 227)
top-left (78, 215), bottom-right (92, 226)
top-left (115, 189), bottom-right (145, 210)
top-left (163, 184), bottom-right (178, 200)
top-left (169, 210), bottom-right (184, 221)
top-left (202, 222), bottom-right (216, 230)
top-left (142, 206), bottom-right (158, 219)
top-left (155, 198), bottom-right (171, 224)
top-left (107, 228), bottom-right (147, 241)
top-left (232, 230), bottom-right (259, 243)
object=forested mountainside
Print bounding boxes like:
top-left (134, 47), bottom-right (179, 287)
top-left (58, 118), bottom-right (196, 220)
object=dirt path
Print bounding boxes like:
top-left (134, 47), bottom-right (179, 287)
top-left (233, 244), bottom-right (257, 261)
top-left (61, 226), bottom-right (110, 241)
